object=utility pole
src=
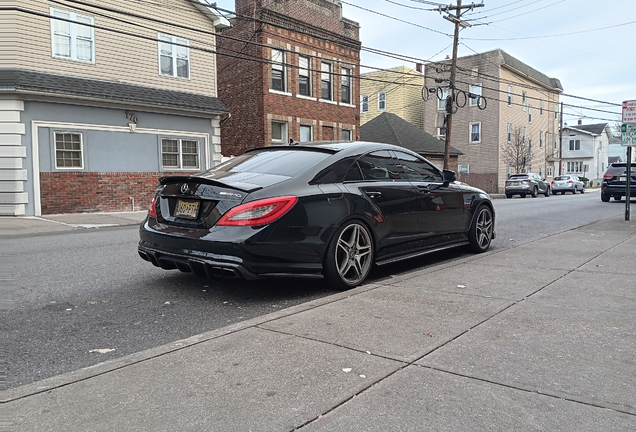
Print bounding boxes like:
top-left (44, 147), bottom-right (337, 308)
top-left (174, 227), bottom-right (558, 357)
top-left (558, 101), bottom-right (564, 175)
top-left (439, 1), bottom-right (483, 170)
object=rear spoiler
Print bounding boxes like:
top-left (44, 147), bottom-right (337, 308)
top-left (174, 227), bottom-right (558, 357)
top-left (159, 176), bottom-right (253, 193)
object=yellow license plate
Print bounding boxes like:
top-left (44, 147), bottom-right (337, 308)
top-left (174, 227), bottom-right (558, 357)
top-left (620, 176), bottom-right (627, 182)
top-left (175, 199), bottom-right (200, 219)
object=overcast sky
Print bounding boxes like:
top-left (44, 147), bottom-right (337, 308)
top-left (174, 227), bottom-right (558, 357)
top-left (213, 0), bottom-right (635, 126)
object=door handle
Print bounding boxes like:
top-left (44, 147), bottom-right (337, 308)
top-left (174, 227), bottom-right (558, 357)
top-left (366, 191), bottom-right (382, 199)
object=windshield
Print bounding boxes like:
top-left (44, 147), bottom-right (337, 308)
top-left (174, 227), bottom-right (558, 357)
top-left (210, 149), bottom-right (332, 177)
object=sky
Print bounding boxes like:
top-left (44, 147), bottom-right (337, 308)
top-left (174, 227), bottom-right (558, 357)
top-left (212, 0), bottom-right (636, 127)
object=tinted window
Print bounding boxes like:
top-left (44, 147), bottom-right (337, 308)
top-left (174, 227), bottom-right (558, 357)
top-left (358, 151), bottom-right (402, 181)
top-left (554, 176), bottom-right (569, 181)
top-left (509, 174), bottom-right (528, 179)
top-left (312, 157), bottom-right (357, 184)
top-left (344, 162), bottom-right (363, 182)
top-left (393, 151), bottom-right (442, 181)
top-left (210, 150), bottom-right (331, 177)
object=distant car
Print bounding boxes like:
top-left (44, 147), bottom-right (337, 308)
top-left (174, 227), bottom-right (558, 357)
top-left (505, 173), bottom-right (551, 198)
top-left (601, 162), bottom-right (636, 202)
top-left (551, 175), bottom-right (585, 194)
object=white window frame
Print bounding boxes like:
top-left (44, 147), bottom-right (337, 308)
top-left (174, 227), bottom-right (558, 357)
top-left (158, 33), bottom-right (190, 79)
top-left (50, 8), bottom-right (95, 63)
top-left (458, 165), bottom-right (469, 174)
top-left (547, 166), bottom-right (553, 177)
top-left (271, 48), bottom-right (286, 91)
top-left (508, 86), bottom-right (512, 106)
top-left (361, 94), bottom-right (369, 113)
top-left (522, 92), bottom-right (527, 110)
top-left (341, 67), bottom-right (351, 104)
top-left (320, 62), bottom-right (332, 101)
top-left (341, 129), bottom-right (352, 141)
top-left (298, 55), bottom-right (311, 96)
top-left (539, 131), bottom-right (543, 148)
top-left (436, 127), bottom-right (446, 138)
top-left (529, 106), bottom-right (533, 123)
top-left (469, 84), bottom-right (482, 107)
top-left (54, 131), bottom-right (84, 170)
top-left (161, 138), bottom-right (200, 170)
top-left (507, 123), bottom-right (512, 143)
top-left (378, 91), bottom-right (386, 111)
top-left (569, 139), bottom-right (581, 151)
top-left (271, 121), bottom-right (288, 145)
top-left (540, 99), bottom-right (544, 116)
top-left (469, 122), bottom-right (481, 144)
top-left (299, 124), bottom-right (312, 142)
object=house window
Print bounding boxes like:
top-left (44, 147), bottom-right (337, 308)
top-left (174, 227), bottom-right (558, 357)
top-left (341, 67), bottom-right (351, 104)
top-left (523, 127), bottom-right (526, 143)
top-left (540, 100), bottom-right (544, 116)
top-left (540, 131), bottom-right (543, 148)
top-left (539, 166), bottom-right (543, 177)
top-left (271, 121), bottom-right (287, 144)
top-left (522, 92), bottom-right (527, 110)
top-left (569, 139), bottom-right (581, 150)
top-left (459, 165), bottom-right (469, 174)
top-left (469, 122), bottom-right (481, 143)
top-left (378, 92), bottom-right (386, 111)
top-left (50, 8), bottom-right (95, 62)
top-left (159, 33), bottom-right (190, 79)
top-left (341, 129), bottom-right (352, 141)
top-left (438, 88), bottom-right (449, 110)
top-left (469, 84), bottom-right (481, 106)
top-left (361, 95), bottom-right (369, 113)
top-left (508, 86), bottom-right (512, 106)
top-left (161, 138), bottom-right (199, 169)
top-left (55, 132), bottom-right (83, 169)
top-left (300, 125), bottom-right (312, 142)
top-left (271, 48), bottom-right (285, 91)
top-left (321, 62), bottom-right (332, 100)
top-left (436, 127), bottom-right (446, 138)
top-left (547, 166), bottom-right (552, 177)
top-left (298, 55), bottom-right (311, 96)
top-left (507, 123), bottom-right (512, 143)
top-left (529, 106), bottom-right (533, 123)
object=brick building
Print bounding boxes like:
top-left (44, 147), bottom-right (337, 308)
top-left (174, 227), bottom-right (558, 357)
top-left (423, 49), bottom-right (562, 193)
top-left (217, 0), bottom-right (361, 155)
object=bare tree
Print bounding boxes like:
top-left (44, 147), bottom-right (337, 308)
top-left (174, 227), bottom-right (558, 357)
top-left (502, 126), bottom-right (531, 174)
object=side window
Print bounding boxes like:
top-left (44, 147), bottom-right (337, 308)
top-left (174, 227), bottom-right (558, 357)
top-left (312, 157), bottom-right (357, 184)
top-left (357, 151), bottom-right (401, 181)
top-left (393, 151), bottom-right (442, 182)
top-left (344, 161), bottom-right (363, 182)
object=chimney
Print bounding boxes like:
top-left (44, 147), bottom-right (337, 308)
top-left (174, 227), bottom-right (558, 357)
top-left (416, 63), bottom-right (422, 73)
top-left (578, 119), bottom-right (583, 125)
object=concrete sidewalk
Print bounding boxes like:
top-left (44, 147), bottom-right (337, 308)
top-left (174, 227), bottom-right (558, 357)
top-left (3, 215), bottom-right (636, 431)
top-left (0, 211), bottom-right (147, 236)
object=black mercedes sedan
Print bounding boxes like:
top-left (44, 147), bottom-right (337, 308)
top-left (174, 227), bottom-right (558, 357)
top-left (138, 142), bottom-right (495, 289)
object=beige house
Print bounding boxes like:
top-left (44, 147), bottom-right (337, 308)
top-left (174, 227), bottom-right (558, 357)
top-left (423, 49), bottom-right (563, 193)
top-left (0, 0), bottom-right (229, 215)
top-left (360, 66), bottom-right (424, 130)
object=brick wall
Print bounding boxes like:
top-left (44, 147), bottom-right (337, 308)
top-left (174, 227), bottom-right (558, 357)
top-left (39, 171), bottom-right (196, 215)
top-left (218, 0), bottom-right (361, 156)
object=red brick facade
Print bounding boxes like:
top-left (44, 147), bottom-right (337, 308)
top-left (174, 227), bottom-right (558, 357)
top-left (217, 0), bottom-right (361, 156)
top-left (39, 172), bottom-right (196, 215)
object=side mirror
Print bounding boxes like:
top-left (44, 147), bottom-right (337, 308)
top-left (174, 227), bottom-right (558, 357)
top-left (443, 169), bottom-right (456, 184)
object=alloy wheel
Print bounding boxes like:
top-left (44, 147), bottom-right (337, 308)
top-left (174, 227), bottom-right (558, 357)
top-left (334, 223), bottom-right (373, 286)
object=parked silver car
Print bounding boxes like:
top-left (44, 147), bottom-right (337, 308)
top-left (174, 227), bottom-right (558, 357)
top-left (505, 173), bottom-right (551, 198)
top-left (551, 175), bottom-right (585, 194)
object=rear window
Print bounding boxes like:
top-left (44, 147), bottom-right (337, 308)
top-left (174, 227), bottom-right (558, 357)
top-left (509, 174), bottom-right (528, 179)
top-left (210, 149), bottom-right (332, 177)
top-left (606, 164), bottom-right (636, 175)
top-left (554, 176), bottom-right (570, 181)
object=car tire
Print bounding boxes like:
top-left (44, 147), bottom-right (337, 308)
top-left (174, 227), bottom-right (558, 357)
top-left (601, 193), bottom-right (610, 202)
top-left (468, 205), bottom-right (494, 253)
top-left (614, 196), bottom-right (622, 201)
top-left (531, 186), bottom-right (538, 198)
top-left (323, 220), bottom-right (374, 290)
top-left (544, 187), bottom-right (551, 197)
top-left (581, 187), bottom-right (585, 194)
top-left (521, 194), bottom-right (526, 198)
top-left (505, 193), bottom-right (512, 199)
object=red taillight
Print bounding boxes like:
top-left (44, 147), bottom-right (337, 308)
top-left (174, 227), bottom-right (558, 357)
top-left (551, 181), bottom-right (555, 184)
top-left (148, 197), bottom-right (157, 218)
top-left (567, 180), bottom-right (573, 183)
top-left (524, 179), bottom-right (532, 183)
top-left (217, 196), bottom-right (298, 226)
top-left (604, 174), bottom-right (613, 179)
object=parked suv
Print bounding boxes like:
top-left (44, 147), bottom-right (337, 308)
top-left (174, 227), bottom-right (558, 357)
top-left (505, 173), bottom-right (551, 198)
top-left (551, 175), bottom-right (585, 194)
top-left (601, 162), bottom-right (636, 202)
